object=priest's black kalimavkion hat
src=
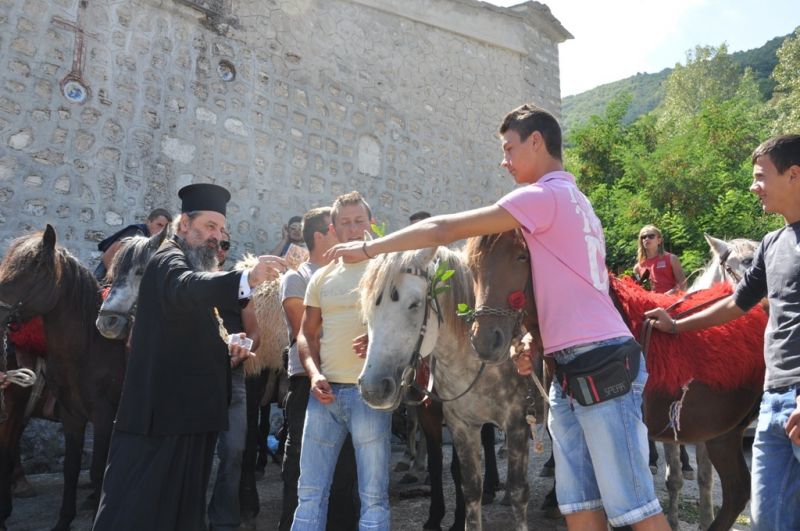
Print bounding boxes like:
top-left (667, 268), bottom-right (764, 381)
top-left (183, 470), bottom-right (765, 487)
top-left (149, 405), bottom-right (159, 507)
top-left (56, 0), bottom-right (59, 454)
top-left (178, 183), bottom-right (231, 216)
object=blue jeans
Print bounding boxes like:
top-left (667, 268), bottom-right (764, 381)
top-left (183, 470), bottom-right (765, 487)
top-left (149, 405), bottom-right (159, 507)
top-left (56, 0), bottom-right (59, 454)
top-left (750, 385), bottom-right (800, 531)
top-left (548, 353), bottom-right (662, 527)
top-left (291, 384), bottom-right (391, 531)
top-left (208, 367), bottom-right (247, 530)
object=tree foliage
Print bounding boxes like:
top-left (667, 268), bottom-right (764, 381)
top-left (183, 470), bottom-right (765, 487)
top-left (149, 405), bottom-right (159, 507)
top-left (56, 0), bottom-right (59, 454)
top-left (566, 43), bottom-right (790, 275)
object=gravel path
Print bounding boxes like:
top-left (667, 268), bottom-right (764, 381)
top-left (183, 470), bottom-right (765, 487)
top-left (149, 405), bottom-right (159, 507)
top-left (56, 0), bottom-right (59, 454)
top-left (5, 437), bottom-right (751, 530)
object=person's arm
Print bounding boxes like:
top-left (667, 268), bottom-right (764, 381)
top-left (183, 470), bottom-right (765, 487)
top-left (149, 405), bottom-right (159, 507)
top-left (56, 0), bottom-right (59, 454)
top-left (241, 300), bottom-right (260, 352)
top-left (282, 297), bottom-right (304, 345)
top-left (297, 306), bottom-right (333, 404)
top-left (0, 371), bottom-right (8, 390)
top-left (269, 225), bottom-right (290, 256)
top-left (786, 393), bottom-right (800, 446)
top-left (326, 205), bottom-right (520, 261)
top-left (644, 295), bottom-right (745, 334)
top-left (668, 253), bottom-right (687, 293)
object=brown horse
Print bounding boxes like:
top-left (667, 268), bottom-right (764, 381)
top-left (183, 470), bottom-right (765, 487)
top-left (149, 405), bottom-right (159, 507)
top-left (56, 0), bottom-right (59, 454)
top-left (466, 230), bottom-right (763, 531)
top-left (0, 225), bottom-right (126, 531)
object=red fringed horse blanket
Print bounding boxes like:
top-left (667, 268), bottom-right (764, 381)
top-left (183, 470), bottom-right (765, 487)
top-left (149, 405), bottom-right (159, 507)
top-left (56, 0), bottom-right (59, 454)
top-left (7, 316), bottom-right (47, 356)
top-left (610, 276), bottom-right (766, 395)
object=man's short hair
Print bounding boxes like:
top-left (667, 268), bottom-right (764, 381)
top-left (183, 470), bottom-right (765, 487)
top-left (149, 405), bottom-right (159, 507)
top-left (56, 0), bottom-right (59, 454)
top-left (331, 191), bottom-right (372, 226)
top-left (148, 208), bottom-right (173, 222)
top-left (498, 104), bottom-right (563, 161)
top-left (288, 215), bottom-right (303, 226)
top-left (302, 207), bottom-right (331, 251)
top-left (752, 134), bottom-right (800, 174)
top-left (409, 211), bottom-right (431, 223)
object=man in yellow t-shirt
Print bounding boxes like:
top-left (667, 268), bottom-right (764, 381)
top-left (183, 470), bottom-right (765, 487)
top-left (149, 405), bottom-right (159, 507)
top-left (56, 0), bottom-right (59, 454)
top-left (292, 192), bottom-right (391, 531)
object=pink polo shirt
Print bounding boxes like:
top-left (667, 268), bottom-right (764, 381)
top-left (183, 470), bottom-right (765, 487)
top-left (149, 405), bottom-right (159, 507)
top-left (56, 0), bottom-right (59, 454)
top-left (497, 171), bottom-right (631, 355)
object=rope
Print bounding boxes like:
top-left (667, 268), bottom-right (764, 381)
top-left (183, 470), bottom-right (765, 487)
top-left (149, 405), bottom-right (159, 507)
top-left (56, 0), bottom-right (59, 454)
top-left (667, 378), bottom-right (693, 441)
top-left (2, 368), bottom-right (36, 387)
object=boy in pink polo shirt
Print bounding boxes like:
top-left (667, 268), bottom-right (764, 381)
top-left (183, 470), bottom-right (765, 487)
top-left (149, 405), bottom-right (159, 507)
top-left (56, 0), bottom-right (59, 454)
top-left (326, 104), bottom-right (669, 531)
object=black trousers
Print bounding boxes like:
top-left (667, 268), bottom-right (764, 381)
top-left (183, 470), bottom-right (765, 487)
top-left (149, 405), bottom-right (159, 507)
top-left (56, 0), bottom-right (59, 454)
top-left (279, 374), bottom-right (359, 531)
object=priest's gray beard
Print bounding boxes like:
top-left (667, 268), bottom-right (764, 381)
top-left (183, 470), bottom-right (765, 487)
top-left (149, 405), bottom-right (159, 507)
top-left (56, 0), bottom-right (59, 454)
top-left (179, 237), bottom-right (219, 272)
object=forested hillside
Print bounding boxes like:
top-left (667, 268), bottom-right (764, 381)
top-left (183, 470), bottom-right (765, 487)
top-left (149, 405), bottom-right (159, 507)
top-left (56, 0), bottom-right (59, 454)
top-left (561, 32), bottom-right (795, 138)
top-left (562, 29), bottom-right (800, 275)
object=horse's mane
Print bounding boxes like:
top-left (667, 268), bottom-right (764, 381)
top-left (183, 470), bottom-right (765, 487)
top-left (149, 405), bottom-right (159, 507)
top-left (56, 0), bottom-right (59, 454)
top-left (106, 225), bottom-right (173, 284)
top-left (610, 275), bottom-right (766, 393)
top-left (0, 232), bottom-right (101, 347)
top-left (463, 230), bottom-right (526, 271)
top-left (106, 235), bottom-right (151, 284)
top-left (359, 247), bottom-right (475, 349)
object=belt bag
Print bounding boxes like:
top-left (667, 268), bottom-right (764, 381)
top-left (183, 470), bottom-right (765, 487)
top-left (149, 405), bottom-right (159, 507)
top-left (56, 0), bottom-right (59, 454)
top-left (555, 339), bottom-right (642, 407)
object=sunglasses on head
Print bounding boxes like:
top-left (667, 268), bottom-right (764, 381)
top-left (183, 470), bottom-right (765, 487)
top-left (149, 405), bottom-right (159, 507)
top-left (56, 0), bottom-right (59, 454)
top-left (220, 240), bottom-right (231, 251)
top-left (640, 234), bottom-right (657, 241)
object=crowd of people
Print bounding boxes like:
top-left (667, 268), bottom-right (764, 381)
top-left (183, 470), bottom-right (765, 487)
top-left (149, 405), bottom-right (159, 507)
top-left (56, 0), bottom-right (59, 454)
top-left (1, 105), bottom-right (798, 531)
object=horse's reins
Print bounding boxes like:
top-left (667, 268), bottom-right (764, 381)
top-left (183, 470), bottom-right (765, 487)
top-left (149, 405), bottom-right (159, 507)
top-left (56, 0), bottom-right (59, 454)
top-left (400, 264), bottom-right (487, 405)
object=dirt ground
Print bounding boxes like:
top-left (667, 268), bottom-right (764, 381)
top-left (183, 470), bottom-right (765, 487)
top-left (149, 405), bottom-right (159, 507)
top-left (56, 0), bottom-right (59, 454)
top-left (4, 438), bottom-right (751, 530)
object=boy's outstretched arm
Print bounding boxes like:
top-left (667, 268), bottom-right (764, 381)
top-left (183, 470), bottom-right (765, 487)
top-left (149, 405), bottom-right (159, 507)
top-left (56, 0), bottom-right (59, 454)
top-left (644, 296), bottom-right (746, 334)
top-left (325, 205), bottom-right (519, 262)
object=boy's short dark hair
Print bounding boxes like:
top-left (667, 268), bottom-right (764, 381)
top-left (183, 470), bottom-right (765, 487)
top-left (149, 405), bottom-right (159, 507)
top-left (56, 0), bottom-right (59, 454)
top-left (302, 207), bottom-right (331, 251)
top-left (409, 211), bottom-right (431, 223)
top-left (288, 215), bottom-right (303, 226)
top-left (498, 104), bottom-right (563, 161)
top-left (751, 134), bottom-right (800, 174)
top-left (331, 191), bottom-right (372, 226)
top-left (148, 208), bottom-right (173, 222)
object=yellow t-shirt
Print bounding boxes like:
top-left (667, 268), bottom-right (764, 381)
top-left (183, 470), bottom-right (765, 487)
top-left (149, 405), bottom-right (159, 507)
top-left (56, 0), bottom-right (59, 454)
top-left (304, 259), bottom-right (368, 384)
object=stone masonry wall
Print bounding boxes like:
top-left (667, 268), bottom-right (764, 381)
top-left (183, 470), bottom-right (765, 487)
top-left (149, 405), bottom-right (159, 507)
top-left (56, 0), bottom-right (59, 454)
top-left (0, 0), bottom-right (569, 263)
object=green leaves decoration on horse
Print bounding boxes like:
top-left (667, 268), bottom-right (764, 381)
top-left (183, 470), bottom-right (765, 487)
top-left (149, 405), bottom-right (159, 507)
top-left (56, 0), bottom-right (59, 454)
top-left (456, 302), bottom-right (475, 321)
top-left (430, 259), bottom-right (454, 298)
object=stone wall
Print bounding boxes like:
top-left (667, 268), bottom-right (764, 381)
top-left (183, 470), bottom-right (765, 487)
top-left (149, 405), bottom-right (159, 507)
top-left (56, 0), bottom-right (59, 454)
top-left (0, 0), bottom-right (570, 263)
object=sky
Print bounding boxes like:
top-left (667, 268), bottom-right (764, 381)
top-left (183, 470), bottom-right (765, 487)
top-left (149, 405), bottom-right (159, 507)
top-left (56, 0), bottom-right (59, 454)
top-left (487, 0), bottom-right (800, 97)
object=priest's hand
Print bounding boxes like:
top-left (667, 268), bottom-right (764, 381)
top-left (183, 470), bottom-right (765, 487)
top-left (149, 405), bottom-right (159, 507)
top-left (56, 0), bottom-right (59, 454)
top-left (228, 334), bottom-right (255, 367)
top-left (311, 373), bottom-right (334, 404)
top-left (249, 255), bottom-right (287, 287)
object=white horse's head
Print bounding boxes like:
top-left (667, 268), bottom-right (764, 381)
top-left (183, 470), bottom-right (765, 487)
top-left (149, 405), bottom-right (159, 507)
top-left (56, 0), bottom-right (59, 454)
top-left (357, 246), bottom-right (473, 410)
top-left (689, 234), bottom-right (758, 291)
top-left (96, 229), bottom-right (169, 339)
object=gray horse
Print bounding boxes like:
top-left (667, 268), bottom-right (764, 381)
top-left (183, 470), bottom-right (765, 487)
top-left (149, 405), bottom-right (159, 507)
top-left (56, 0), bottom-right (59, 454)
top-left (356, 246), bottom-right (539, 531)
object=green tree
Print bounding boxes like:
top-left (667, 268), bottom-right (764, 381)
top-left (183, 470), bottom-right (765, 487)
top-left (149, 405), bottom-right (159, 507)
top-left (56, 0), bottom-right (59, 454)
top-left (770, 28), bottom-right (800, 134)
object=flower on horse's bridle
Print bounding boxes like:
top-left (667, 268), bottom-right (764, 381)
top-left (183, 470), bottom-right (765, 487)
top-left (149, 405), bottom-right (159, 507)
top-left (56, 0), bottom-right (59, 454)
top-left (507, 290), bottom-right (526, 311)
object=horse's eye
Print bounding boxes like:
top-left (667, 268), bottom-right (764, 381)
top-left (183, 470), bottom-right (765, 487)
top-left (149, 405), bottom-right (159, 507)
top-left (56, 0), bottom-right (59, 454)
top-left (376, 293), bottom-right (383, 306)
top-left (409, 301), bottom-right (420, 310)
top-left (516, 254), bottom-right (528, 262)
top-left (135, 268), bottom-right (144, 276)
top-left (743, 259), bottom-right (752, 267)
top-left (390, 287), bottom-right (399, 302)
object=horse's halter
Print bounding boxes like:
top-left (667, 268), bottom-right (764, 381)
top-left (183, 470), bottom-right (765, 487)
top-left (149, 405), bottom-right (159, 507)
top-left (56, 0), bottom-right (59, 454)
top-left (396, 265), bottom-right (443, 404)
top-left (396, 261), bottom-right (488, 405)
top-left (717, 247), bottom-right (742, 284)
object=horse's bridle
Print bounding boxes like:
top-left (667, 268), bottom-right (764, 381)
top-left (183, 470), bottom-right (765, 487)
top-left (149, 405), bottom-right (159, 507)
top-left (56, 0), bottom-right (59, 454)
top-left (398, 263), bottom-right (486, 405)
top-left (718, 247), bottom-right (742, 284)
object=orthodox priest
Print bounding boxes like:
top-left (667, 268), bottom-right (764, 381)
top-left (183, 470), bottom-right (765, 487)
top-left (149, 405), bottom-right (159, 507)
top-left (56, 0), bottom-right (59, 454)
top-left (93, 183), bottom-right (285, 531)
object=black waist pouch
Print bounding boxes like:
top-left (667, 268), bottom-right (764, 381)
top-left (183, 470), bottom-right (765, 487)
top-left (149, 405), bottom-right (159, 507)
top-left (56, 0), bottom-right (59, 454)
top-left (555, 339), bottom-right (642, 407)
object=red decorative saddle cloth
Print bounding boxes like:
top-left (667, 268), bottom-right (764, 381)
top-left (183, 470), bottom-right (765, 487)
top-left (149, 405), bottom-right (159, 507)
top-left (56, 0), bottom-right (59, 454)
top-left (610, 276), bottom-right (766, 395)
top-left (7, 316), bottom-right (47, 356)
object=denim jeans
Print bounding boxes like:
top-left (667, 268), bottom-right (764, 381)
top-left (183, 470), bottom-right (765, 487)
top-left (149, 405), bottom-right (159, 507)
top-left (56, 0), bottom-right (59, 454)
top-left (750, 384), bottom-right (800, 531)
top-left (548, 353), bottom-right (662, 527)
top-left (291, 384), bottom-right (391, 531)
top-left (208, 366), bottom-right (247, 530)
top-left (280, 375), bottom-right (358, 531)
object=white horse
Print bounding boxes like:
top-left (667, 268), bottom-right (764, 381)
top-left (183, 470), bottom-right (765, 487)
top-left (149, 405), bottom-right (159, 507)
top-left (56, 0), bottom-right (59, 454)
top-left (357, 246), bottom-right (538, 531)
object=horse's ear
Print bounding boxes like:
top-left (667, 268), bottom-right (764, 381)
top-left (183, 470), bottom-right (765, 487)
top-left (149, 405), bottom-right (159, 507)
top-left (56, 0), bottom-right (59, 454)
top-left (414, 247), bottom-right (438, 267)
top-left (43, 224), bottom-right (56, 251)
top-left (149, 225), bottom-right (171, 250)
top-left (704, 234), bottom-right (729, 258)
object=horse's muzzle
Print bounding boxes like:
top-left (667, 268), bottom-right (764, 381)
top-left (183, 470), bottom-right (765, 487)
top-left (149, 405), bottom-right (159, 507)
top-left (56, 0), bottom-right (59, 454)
top-left (469, 320), bottom-right (513, 365)
top-left (95, 314), bottom-right (129, 340)
top-left (358, 374), bottom-right (402, 411)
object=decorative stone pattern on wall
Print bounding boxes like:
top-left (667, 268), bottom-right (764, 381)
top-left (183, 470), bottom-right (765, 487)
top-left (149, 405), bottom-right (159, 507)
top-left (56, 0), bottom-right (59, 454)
top-left (0, 0), bottom-right (568, 264)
